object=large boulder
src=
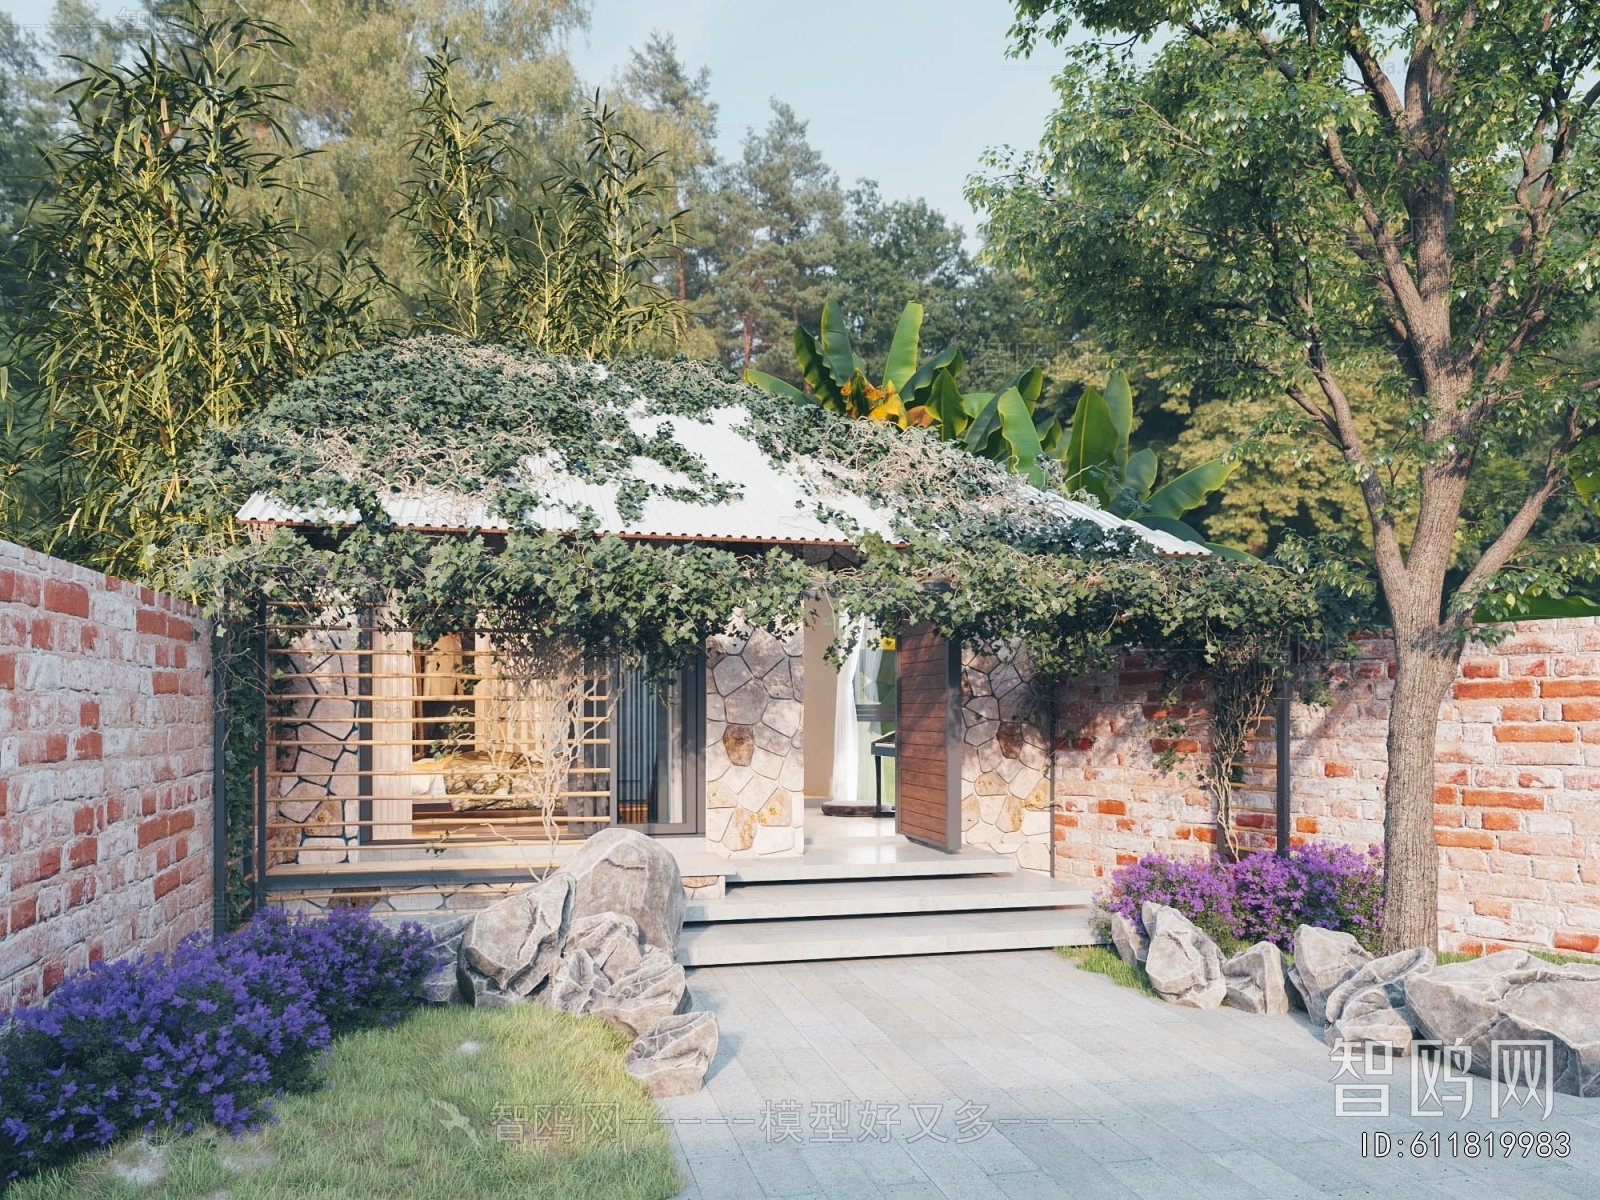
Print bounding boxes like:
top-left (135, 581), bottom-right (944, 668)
top-left (400, 913), bottom-right (474, 1005)
top-left (566, 912), bottom-right (647, 981)
top-left (1109, 911), bottom-right (1149, 968)
top-left (459, 873), bottom-right (574, 1001)
top-left (588, 948), bottom-right (690, 1039)
top-left (1222, 941), bottom-right (1290, 1015)
top-left (625, 1010), bottom-right (720, 1098)
top-left (1141, 902), bottom-right (1226, 1010)
top-left (562, 829), bottom-right (685, 955)
top-left (1322, 947), bottom-right (1436, 1054)
top-left (1291, 925), bottom-right (1373, 1025)
top-left (1406, 952), bottom-right (1600, 1096)
top-left (548, 947), bottom-right (606, 1015)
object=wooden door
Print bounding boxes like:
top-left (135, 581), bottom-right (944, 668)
top-left (895, 622), bottom-right (961, 851)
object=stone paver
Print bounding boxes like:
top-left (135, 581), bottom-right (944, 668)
top-left (661, 950), bottom-right (1600, 1199)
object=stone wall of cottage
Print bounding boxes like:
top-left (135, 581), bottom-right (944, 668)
top-left (958, 649), bottom-right (1055, 872)
top-left (704, 625), bottom-right (806, 857)
top-left (1038, 620), bottom-right (1600, 957)
top-left (0, 540), bottom-right (214, 1010)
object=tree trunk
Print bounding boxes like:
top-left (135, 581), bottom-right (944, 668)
top-left (742, 314), bottom-right (752, 368)
top-left (1381, 634), bottom-right (1460, 953)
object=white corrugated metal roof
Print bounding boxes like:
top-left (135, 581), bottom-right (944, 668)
top-left (236, 403), bottom-right (1206, 555)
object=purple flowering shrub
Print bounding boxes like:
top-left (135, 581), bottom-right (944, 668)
top-left (0, 908), bottom-right (432, 1182)
top-left (1102, 842), bottom-right (1384, 954)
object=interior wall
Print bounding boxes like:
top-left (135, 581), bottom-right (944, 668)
top-left (802, 596), bottom-right (839, 800)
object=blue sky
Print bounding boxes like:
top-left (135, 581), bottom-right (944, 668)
top-left (2, 0), bottom-right (1066, 239)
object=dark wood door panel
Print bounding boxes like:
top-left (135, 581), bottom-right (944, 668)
top-left (894, 622), bottom-right (961, 852)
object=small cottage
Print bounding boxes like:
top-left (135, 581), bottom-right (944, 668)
top-left (215, 337), bottom-right (1205, 962)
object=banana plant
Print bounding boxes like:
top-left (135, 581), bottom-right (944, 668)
top-left (920, 363), bottom-right (1061, 486)
top-left (1060, 371), bottom-right (1246, 557)
top-left (744, 300), bottom-right (960, 428)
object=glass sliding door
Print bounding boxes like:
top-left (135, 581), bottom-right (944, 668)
top-left (612, 656), bottom-right (704, 835)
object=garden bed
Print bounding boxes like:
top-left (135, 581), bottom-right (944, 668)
top-left (7, 1001), bottom-right (680, 1200)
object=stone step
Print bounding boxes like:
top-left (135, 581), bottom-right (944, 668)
top-left (669, 840), bottom-right (1019, 884)
top-left (685, 874), bottom-right (1092, 923)
top-left (676, 908), bottom-right (1099, 966)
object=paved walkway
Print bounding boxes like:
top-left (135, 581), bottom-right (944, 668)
top-left (660, 950), bottom-right (1600, 1199)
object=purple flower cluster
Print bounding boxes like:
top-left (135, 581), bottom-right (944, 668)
top-left (1103, 842), bottom-right (1384, 953)
top-left (0, 908), bottom-right (433, 1182)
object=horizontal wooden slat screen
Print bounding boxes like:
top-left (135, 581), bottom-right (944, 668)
top-left (894, 622), bottom-right (960, 852)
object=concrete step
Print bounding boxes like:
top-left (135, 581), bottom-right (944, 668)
top-left (677, 907), bottom-right (1098, 966)
top-left (686, 874), bottom-right (1092, 923)
top-left (669, 840), bottom-right (1018, 884)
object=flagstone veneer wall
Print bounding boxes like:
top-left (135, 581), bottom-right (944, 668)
top-left (0, 540), bottom-right (214, 1010)
top-left (1037, 620), bottom-right (1600, 957)
top-left (704, 625), bottom-right (806, 857)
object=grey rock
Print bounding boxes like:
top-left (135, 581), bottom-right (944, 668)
top-left (1109, 911), bottom-right (1149, 967)
top-left (460, 873), bottom-right (574, 997)
top-left (411, 912), bottom-right (475, 1004)
top-left (1322, 947), bottom-right (1435, 1054)
top-left (422, 964), bottom-right (463, 1005)
top-left (563, 829), bottom-right (685, 955)
top-left (1406, 952), bottom-right (1600, 1096)
top-left (549, 947), bottom-right (605, 1015)
top-left (588, 948), bottom-right (688, 1038)
top-left (1285, 962), bottom-right (1309, 1011)
top-left (456, 960), bottom-right (523, 1009)
top-left (625, 1010), bottom-right (720, 1098)
top-left (1292, 925), bottom-right (1373, 1025)
top-left (1222, 941), bottom-right (1290, 1015)
top-left (1141, 902), bottom-right (1226, 1010)
top-left (565, 911), bottom-right (646, 981)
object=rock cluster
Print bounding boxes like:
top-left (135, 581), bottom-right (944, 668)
top-left (436, 829), bottom-right (718, 1097)
top-left (1106, 912), bottom-right (1600, 1092)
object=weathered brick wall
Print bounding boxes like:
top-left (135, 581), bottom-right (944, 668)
top-left (0, 541), bottom-right (213, 1010)
top-left (1044, 620), bottom-right (1600, 957)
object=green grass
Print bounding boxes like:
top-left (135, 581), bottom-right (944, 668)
top-left (1437, 948), bottom-right (1597, 967)
top-left (1057, 945), bottom-right (1160, 997)
top-left (8, 1003), bottom-right (682, 1200)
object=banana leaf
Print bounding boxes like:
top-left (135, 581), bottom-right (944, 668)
top-left (883, 303), bottom-right (924, 394)
top-left (744, 368), bottom-right (809, 405)
top-left (817, 299), bottom-right (863, 391)
top-left (925, 368), bottom-right (967, 441)
top-left (964, 391), bottom-right (1005, 460)
top-left (1036, 414), bottom-right (1063, 455)
top-left (1144, 456), bottom-right (1238, 519)
top-left (1123, 447), bottom-right (1159, 499)
top-left (903, 346), bottom-right (963, 407)
top-left (1104, 370), bottom-right (1133, 468)
top-left (996, 386), bottom-right (1045, 485)
top-left (1060, 387), bottom-right (1118, 504)
top-left (794, 325), bottom-right (845, 410)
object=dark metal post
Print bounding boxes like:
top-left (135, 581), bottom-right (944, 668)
top-left (1275, 668), bottom-right (1292, 855)
top-left (212, 627), bottom-right (228, 936)
top-left (254, 608), bottom-right (269, 915)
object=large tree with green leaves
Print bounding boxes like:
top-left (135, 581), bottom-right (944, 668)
top-left (979, 1), bottom-right (1600, 952)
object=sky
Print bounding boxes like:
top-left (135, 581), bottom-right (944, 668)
top-left (1, 0), bottom-right (1066, 240)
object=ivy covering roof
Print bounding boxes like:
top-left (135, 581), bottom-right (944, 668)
top-left (221, 337), bottom-right (1205, 556)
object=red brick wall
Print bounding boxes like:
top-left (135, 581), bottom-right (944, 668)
top-left (1048, 621), bottom-right (1600, 956)
top-left (0, 541), bottom-right (213, 1010)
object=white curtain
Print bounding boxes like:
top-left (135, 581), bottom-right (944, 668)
top-left (830, 619), bottom-right (866, 805)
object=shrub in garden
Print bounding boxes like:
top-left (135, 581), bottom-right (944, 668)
top-left (1101, 842), bottom-right (1384, 954)
top-left (0, 909), bottom-right (432, 1183)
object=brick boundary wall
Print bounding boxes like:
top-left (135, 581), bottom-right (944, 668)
top-left (1047, 620), bottom-right (1600, 956)
top-left (0, 540), bottom-right (213, 1011)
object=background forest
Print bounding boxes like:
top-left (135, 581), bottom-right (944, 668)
top-left (0, 0), bottom-right (1594, 579)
